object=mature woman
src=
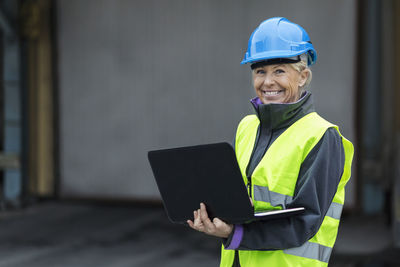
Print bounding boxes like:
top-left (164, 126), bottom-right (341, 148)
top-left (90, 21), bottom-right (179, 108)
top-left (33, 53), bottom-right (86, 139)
top-left (187, 17), bottom-right (353, 267)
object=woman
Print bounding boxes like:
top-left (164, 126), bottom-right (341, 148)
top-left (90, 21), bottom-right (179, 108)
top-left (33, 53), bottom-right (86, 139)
top-left (187, 17), bottom-right (353, 267)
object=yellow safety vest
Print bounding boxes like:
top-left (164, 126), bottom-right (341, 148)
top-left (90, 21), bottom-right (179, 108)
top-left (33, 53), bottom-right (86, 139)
top-left (220, 112), bottom-right (354, 267)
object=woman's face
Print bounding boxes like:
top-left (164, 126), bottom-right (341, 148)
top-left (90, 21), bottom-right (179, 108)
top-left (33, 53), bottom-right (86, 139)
top-left (252, 64), bottom-right (309, 104)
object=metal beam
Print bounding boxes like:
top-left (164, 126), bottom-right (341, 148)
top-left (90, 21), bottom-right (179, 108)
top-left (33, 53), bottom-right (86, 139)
top-left (0, 7), bottom-right (15, 39)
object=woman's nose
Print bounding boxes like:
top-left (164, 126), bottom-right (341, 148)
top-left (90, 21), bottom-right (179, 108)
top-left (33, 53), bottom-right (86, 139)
top-left (263, 74), bottom-right (275, 87)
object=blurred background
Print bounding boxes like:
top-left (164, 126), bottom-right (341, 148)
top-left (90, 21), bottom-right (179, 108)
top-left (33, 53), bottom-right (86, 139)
top-left (0, 0), bottom-right (399, 266)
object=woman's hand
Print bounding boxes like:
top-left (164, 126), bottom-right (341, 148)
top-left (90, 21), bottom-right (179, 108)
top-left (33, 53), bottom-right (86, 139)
top-left (187, 203), bottom-right (233, 238)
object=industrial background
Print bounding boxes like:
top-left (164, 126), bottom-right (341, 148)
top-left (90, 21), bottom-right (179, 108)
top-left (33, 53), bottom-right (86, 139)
top-left (0, 0), bottom-right (399, 266)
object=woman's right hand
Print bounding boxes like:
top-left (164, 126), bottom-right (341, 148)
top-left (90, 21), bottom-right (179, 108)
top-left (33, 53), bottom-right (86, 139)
top-left (187, 203), bottom-right (233, 238)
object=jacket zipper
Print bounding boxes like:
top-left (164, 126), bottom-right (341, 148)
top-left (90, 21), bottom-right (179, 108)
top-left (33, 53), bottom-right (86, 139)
top-left (246, 128), bottom-right (273, 201)
top-left (247, 176), bottom-right (252, 198)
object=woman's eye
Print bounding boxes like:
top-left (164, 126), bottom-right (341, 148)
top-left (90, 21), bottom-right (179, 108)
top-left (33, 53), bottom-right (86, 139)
top-left (275, 69), bottom-right (285, 74)
top-left (256, 69), bottom-right (265, 74)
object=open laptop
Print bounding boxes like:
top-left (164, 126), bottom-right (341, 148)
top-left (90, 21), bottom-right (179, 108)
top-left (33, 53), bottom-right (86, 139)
top-left (148, 142), bottom-right (304, 224)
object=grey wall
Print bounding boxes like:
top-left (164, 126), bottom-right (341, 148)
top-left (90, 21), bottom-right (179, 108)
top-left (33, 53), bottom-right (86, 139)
top-left (57, 0), bottom-right (356, 205)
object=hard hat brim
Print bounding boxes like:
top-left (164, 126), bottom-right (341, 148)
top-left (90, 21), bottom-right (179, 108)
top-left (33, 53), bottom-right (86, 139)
top-left (241, 49), bottom-right (316, 66)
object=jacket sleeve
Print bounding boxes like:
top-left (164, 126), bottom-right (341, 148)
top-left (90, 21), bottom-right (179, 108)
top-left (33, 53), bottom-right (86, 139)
top-left (223, 127), bottom-right (345, 250)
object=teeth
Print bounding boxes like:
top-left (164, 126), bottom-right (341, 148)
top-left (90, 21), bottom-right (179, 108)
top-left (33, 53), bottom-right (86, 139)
top-left (263, 91), bottom-right (280, 96)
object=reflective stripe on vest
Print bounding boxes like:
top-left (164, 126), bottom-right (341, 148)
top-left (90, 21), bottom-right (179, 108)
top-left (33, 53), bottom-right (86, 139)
top-left (253, 185), bottom-right (293, 207)
top-left (283, 241), bottom-right (332, 263)
top-left (326, 202), bottom-right (343, 220)
top-left (254, 184), bottom-right (343, 220)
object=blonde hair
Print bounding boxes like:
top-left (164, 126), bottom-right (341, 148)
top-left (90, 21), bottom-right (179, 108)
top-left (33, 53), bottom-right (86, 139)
top-left (288, 54), bottom-right (312, 90)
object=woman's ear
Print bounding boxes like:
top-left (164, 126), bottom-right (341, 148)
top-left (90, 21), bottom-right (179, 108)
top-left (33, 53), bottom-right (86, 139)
top-left (298, 69), bottom-right (310, 88)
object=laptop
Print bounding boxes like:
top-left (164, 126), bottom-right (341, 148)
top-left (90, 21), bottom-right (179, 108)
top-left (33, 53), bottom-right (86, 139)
top-left (148, 142), bottom-right (304, 224)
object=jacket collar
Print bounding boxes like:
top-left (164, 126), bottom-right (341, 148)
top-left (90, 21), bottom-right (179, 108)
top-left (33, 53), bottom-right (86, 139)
top-left (250, 91), bottom-right (315, 130)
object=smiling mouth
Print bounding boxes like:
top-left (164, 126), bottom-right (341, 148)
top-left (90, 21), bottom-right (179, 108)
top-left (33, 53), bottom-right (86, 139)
top-left (261, 90), bottom-right (284, 96)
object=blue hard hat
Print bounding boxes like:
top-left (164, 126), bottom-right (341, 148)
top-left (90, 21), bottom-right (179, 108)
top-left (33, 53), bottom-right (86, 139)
top-left (241, 17), bottom-right (317, 66)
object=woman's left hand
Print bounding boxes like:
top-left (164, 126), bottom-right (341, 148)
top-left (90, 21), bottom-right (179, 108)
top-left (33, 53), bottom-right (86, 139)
top-left (187, 203), bottom-right (233, 238)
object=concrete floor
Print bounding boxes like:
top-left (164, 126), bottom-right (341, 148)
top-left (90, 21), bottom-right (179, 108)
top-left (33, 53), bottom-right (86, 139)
top-left (0, 201), bottom-right (220, 267)
top-left (0, 201), bottom-right (399, 267)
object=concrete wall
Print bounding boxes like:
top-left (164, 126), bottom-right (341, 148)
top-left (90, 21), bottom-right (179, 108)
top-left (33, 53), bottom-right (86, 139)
top-left (57, 0), bottom-right (356, 204)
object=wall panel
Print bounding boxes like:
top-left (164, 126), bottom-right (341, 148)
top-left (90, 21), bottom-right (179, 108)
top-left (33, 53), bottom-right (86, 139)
top-left (57, 0), bottom-right (356, 204)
